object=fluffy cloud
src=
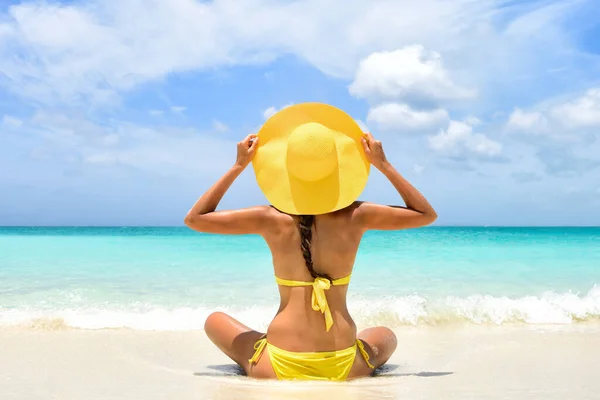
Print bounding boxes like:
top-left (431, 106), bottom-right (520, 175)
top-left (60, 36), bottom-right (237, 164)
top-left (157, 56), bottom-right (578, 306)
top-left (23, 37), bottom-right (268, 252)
top-left (28, 111), bottom-right (121, 148)
top-left (0, 0), bottom-right (589, 106)
top-left (148, 107), bottom-right (187, 118)
top-left (82, 133), bottom-right (235, 176)
top-left (149, 110), bottom-right (164, 117)
top-left (348, 45), bottom-right (499, 162)
top-left (350, 46), bottom-right (475, 137)
top-left (507, 87), bottom-right (600, 138)
top-left (413, 164), bottom-right (425, 174)
top-left (2, 115), bottom-right (23, 128)
top-left (349, 46), bottom-right (476, 105)
top-left (551, 88), bottom-right (600, 128)
top-left (367, 103), bottom-right (449, 132)
top-left (10, 111), bottom-right (237, 176)
top-left (464, 116), bottom-right (482, 126)
top-left (1, 1), bottom-right (596, 177)
top-left (507, 109), bottom-right (548, 133)
top-left (428, 120), bottom-right (502, 160)
top-left (505, 88), bottom-right (600, 177)
top-left (171, 106), bottom-right (187, 114)
top-left (212, 120), bottom-right (230, 133)
top-left (263, 104), bottom-right (292, 120)
top-left (263, 106), bottom-right (277, 120)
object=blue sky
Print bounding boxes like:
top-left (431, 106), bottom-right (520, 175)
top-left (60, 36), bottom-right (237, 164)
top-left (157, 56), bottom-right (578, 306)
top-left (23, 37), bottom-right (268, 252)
top-left (1, 0), bottom-right (599, 226)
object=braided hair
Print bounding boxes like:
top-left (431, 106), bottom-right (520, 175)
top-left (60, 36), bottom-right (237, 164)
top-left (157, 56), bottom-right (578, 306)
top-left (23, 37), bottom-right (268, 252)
top-left (297, 215), bottom-right (332, 282)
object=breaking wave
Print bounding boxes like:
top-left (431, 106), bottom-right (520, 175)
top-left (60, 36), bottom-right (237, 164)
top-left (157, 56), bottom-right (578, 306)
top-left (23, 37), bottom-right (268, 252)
top-left (2, 285), bottom-right (599, 331)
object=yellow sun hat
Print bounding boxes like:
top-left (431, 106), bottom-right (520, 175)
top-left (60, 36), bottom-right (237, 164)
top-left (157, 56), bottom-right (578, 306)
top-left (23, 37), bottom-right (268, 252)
top-left (252, 102), bottom-right (370, 215)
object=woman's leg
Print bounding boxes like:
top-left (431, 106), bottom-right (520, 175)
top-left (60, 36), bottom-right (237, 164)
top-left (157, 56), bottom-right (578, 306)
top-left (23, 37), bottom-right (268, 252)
top-left (348, 326), bottom-right (398, 378)
top-left (204, 311), bottom-right (275, 378)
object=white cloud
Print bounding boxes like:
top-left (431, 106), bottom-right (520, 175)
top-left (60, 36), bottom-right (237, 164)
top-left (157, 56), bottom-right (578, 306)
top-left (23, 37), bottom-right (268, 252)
top-left (413, 164), bottom-right (425, 174)
top-left (212, 119), bottom-right (229, 133)
top-left (551, 88), bottom-right (600, 128)
top-left (171, 106), bottom-right (186, 114)
top-left (147, 106), bottom-right (187, 117)
top-left (82, 131), bottom-right (236, 176)
top-left (12, 111), bottom-right (236, 176)
top-left (82, 133), bottom-right (235, 175)
top-left (28, 111), bottom-right (119, 148)
top-left (507, 108), bottom-right (548, 133)
top-left (263, 106), bottom-right (277, 120)
top-left (367, 102), bottom-right (449, 132)
top-left (464, 115), bottom-right (482, 126)
top-left (149, 110), bottom-right (164, 117)
top-left (504, 88), bottom-right (600, 177)
top-left (503, 0), bottom-right (578, 40)
top-left (350, 46), bottom-right (475, 138)
top-left (0, 0), bottom-right (585, 106)
top-left (263, 104), bottom-right (293, 120)
top-left (429, 120), bottom-right (502, 160)
top-left (100, 134), bottom-right (120, 146)
top-left (349, 46), bottom-right (476, 105)
top-left (2, 115), bottom-right (23, 128)
top-left (506, 87), bottom-right (600, 139)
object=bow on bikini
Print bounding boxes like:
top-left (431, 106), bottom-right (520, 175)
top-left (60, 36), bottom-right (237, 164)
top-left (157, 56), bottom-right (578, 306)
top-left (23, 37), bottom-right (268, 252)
top-left (311, 277), bottom-right (334, 331)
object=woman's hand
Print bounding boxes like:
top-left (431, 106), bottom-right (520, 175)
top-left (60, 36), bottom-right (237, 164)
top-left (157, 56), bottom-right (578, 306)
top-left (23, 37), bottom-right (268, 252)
top-left (361, 132), bottom-right (389, 170)
top-left (235, 134), bottom-right (259, 168)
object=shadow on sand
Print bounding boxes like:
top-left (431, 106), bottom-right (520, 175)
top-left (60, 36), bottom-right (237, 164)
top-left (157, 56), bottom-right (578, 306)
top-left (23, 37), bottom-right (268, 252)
top-left (194, 364), bottom-right (246, 377)
top-left (194, 364), bottom-right (453, 378)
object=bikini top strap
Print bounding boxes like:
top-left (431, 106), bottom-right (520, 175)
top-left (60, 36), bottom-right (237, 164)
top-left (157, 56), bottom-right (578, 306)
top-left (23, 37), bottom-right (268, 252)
top-left (275, 274), bottom-right (352, 287)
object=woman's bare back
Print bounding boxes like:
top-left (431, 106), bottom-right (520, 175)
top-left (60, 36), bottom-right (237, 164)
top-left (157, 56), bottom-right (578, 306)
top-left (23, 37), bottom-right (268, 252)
top-left (261, 202), bottom-right (365, 352)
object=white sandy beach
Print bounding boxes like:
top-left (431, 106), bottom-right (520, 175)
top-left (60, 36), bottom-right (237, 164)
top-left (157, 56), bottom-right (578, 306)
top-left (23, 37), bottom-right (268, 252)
top-left (1, 325), bottom-right (599, 400)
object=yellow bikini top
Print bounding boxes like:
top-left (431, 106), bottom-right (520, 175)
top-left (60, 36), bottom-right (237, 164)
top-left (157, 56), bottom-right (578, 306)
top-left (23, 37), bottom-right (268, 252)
top-left (275, 274), bottom-right (351, 332)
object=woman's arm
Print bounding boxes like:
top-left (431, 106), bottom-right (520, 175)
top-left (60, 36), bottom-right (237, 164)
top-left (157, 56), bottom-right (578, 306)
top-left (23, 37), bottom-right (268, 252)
top-left (354, 133), bottom-right (437, 231)
top-left (184, 134), bottom-right (275, 235)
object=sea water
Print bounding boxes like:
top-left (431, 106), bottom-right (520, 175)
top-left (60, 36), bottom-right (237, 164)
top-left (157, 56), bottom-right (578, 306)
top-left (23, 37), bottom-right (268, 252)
top-left (1, 227), bottom-right (599, 330)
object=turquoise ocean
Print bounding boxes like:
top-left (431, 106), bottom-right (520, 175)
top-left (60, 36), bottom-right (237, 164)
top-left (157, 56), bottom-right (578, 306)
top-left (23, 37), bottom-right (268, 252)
top-left (1, 227), bottom-right (599, 330)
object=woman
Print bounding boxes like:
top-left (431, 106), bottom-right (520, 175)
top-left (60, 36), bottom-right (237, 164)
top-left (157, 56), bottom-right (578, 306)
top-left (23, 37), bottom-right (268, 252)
top-left (184, 103), bottom-right (437, 381)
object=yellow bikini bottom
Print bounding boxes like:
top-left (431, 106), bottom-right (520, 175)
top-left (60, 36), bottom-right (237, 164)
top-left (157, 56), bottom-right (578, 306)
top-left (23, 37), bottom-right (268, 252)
top-left (248, 338), bottom-right (375, 381)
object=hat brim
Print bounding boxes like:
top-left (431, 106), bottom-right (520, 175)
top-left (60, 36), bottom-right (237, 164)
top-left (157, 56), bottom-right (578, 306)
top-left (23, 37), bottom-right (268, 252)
top-left (252, 102), bottom-right (370, 215)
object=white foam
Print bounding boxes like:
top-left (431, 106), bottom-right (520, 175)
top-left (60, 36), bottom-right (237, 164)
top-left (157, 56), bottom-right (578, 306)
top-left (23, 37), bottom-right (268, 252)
top-left (0, 305), bottom-right (279, 331)
top-left (2, 285), bottom-right (599, 331)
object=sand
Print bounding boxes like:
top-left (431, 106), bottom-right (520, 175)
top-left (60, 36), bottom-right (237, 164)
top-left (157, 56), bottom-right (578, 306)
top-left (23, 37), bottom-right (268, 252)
top-left (1, 325), bottom-right (599, 400)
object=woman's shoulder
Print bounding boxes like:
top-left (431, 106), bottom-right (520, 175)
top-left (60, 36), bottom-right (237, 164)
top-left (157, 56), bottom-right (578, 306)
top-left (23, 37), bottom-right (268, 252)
top-left (261, 205), bottom-right (296, 226)
top-left (329, 201), bottom-right (363, 219)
